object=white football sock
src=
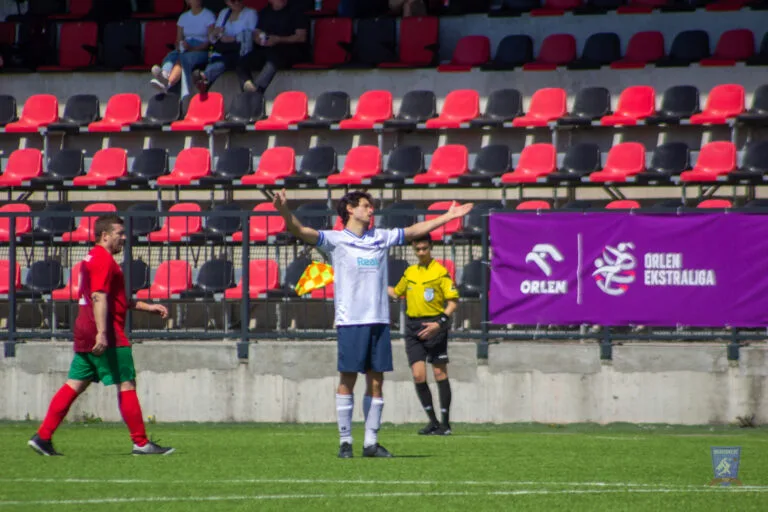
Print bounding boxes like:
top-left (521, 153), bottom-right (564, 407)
top-left (364, 397), bottom-right (384, 448)
top-left (336, 394), bottom-right (354, 445)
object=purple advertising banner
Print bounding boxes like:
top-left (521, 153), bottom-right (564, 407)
top-left (489, 212), bottom-right (768, 327)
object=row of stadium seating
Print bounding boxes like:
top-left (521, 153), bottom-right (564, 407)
top-left (3, 83), bottom-right (767, 134)
top-left (1, 140), bottom-right (767, 190)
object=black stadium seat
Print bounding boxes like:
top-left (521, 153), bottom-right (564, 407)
top-left (458, 145), bottom-right (510, 186)
top-left (383, 90), bottom-right (436, 129)
top-left (645, 85), bottom-right (700, 125)
top-left (298, 91), bottom-right (350, 128)
top-left (746, 32), bottom-right (768, 66)
top-left (577, 0), bottom-right (625, 14)
top-left (125, 203), bottom-right (158, 238)
top-left (656, 30), bottom-right (710, 67)
top-left (470, 89), bottom-right (522, 127)
top-left (214, 92), bottom-right (265, 131)
top-left (17, 259), bottom-right (63, 299)
top-left (350, 17), bottom-right (397, 67)
top-left (102, 20), bottom-right (141, 69)
top-left (388, 259), bottom-right (409, 287)
top-left (736, 84), bottom-right (768, 126)
top-left (267, 256), bottom-right (312, 298)
top-left (568, 32), bottom-right (621, 69)
top-left (275, 204), bottom-right (330, 244)
top-left (181, 259), bottom-right (235, 299)
top-left (34, 149), bottom-right (84, 185)
top-left (0, 95), bottom-right (17, 126)
top-left (130, 92), bottom-right (181, 131)
top-left (187, 203), bottom-right (242, 244)
top-left (283, 146), bottom-right (337, 187)
top-left (558, 87), bottom-right (611, 126)
top-left (548, 143), bottom-right (601, 183)
top-left (199, 147), bottom-right (252, 186)
top-left (46, 94), bottom-right (100, 133)
top-left (19, 203), bottom-right (74, 244)
top-left (634, 142), bottom-right (690, 183)
top-left (489, 0), bottom-right (540, 16)
top-left (376, 202), bottom-right (417, 229)
top-left (727, 140), bottom-right (768, 184)
top-left (453, 201), bottom-right (503, 243)
top-left (129, 259), bottom-right (150, 294)
top-left (372, 146), bottom-right (424, 186)
top-left (481, 35), bottom-right (533, 70)
top-left (117, 148), bottom-right (169, 186)
top-left (458, 260), bottom-right (486, 298)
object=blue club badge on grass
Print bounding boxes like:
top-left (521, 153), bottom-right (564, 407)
top-left (709, 447), bottom-right (742, 486)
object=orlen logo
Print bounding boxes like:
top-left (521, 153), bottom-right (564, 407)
top-left (525, 244), bottom-right (564, 276)
top-left (521, 244), bottom-right (568, 295)
top-left (357, 257), bottom-right (380, 268)
top-left (593, 242), bottom-right (636, 296)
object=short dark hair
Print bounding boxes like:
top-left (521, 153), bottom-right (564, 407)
top-left (94, 215), bottom-right (124, 241)
top-left (337, 190), bottom-right (373, 225)
top-left (411, 236), bottom-right (432, 246)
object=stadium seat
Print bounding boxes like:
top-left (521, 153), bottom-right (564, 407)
top-left (171, 93), bottom-right (224, 131)
top-left (18, 204), bottom-right (74, 244)
top-left (617, 0), bottom-right (667, 13)
top-left (293, 18), bottom-right (352, 69)
top-left (186, 203), bottom-right (242, 243)
top-left (224, 259), bottom-right (280, 299)
top-left (0, 204), bottom-right (32, 242)
top-left (282, 146), bottom-right (337, 187)
top-left (338, 90), bottom-right (392, 129)
top-left (557, 87), bottom-right (611, 126)
top-left (88, 93), bottom-right (142, 132)
top-left (332, 214), bottom-right (374, 231)
top-left (309, 281), bottom-right (334, 300)
top-left (726, 140), bottom-right (768, 183)
top-left (412, 145), bottom-right (469, 184)
top-left (457, 260), bottom-right (486, 298)
top-left (127, 260), bottom-right (150, 294)
top-left (117, 148), bottom-right (169, 185)
top-left (523, 34), bottom-right (576, 70)
top-left (326, 146), bottom-right (382, 185)
top-left (147, 203), bottom-right (203, 242)
top-left (645, 86), bottom-right (700, 125)
top-left (72, 148), bottom-right (128, 187)
top-left (746, 32), bottom-right (768, 66)
top-left (590, 142), bottom-right (646, 182)
top-left (51, 261), bottom-right (83, 302)
top-left (34, 149), bottom-right (84, 186)
top-left (0, 95), bottom-right (17, 127)
top-left (438, 35), bottom-right (491, 71)
top-left (4, 94), bottom-right (58, 132)
top-left (378, 16), bottom-right (438, 68)
top-left (266, 256), bottom-right (311, 298)
top-left (240, 147), bottom-right (296, 185)
top-left (383, 90), bottom-right (436, 129)
top-left (705, 0), bottom-right (759, 11)
top-left (700, 29), bottom-right (755, 66)
top-left (305, 0), bottom-right (341, 15)
top-left (214, 92), bottom-right (265, 131)
top-left (470, 89), bottom-right (522, 128)
top-left (47, 95), bottom-right (100, 133)
top-left (180, 259), bottom-right (234, 299)
top-left (697, 199), bottom-right (732, 208)
top-left (568, 32), bottom-right (621, 69)
top-left (126, 203), bottom-right (159, 238)
top-left (350, 18), bottom-right (396, 67)
top-left (600, 85), bottom-right (656, 126)
top-left (689, 84), bottom-right (745, 124)
top-left (489, 0), bottom-right (540, 15)
top-left (232, 203), bottom-right (286, 243)
top-left (37, 21), bottom-right (98, 71)
top-left (298, 91), bottom-right (350, 128)
top-left (481, 35), bottom-right (533, 70)
top-left (501, 143), bottom-right (556, 183)
top-left (679, 141), bottom-right (736, 182)
top-left (123, 20), bottom-right (176, 71)
top-left (376, 202), bottom-right (417, 229)
top-left (424, 89), bottom-right (480, 128)
top-left (634, 142), bottom-right (690, 183)
top-left (255, 91), bottom-right (308, 130)
top-left (17, 259), bottom-right (63, 298)
top-left (560, 200), bottom-right (594, 211)
top-left (516, 200), bottom-right (551, 210)
top-left (371, 146), bottom-right (424, 186)
top-left (512, 88), bottom-right (567, 127)
top-left (0, 260), bottom-right (22, 295)
top-left (102, 20), bottom-right (142, 69)
top-left (548, 143), bottom-right (601, 183)
top-left (60, 203), bottom-right (118, 242)
top-left (132, 0), bottom-right (185, 18)
top-left (156, 147), bottom-right (211, 186)
top-left (736, 84), bottom-right (768, 126)
top-left (452, 201), bottom-right (504, 242)
top-left (135, 260), bottom-right (192, 300)
top-left (131, 93), bottom-right (181, 130)
top-left (0, 149), bottom-right (43, 186)
top-left (50, 0), bottom-right (94, 21)
top-left (388, 259), bottom-right (409, 288)
top-left (426, 202), bottom-right (463, 241)
top-left (459, 145), bottom-right (511, 185)
top-left (610, 31), bottom-right (665, 69)
top-left (606, 200), bottom-right (641, 209)
top-left (435, 259), bottom-right (456, 282)
top-left (197, 147), bottom-right (252, 186)
top-left (657, 30), bottom-right (710, 66)
top-left (531, 0), bottom-right (581, 15)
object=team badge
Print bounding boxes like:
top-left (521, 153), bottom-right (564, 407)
top-left (424, 288), bottom-right (435, 301)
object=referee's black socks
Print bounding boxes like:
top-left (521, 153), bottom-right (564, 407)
top-left (437, 379), bottom-right (452, 427)
top-left (415, 382), bottom-right (439, 424)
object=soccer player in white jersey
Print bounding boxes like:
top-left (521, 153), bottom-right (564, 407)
top-left (273, 189), bottom-right (472, 458)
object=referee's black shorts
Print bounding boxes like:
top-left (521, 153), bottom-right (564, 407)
top-left (404, 315), bottom-right (449, 366)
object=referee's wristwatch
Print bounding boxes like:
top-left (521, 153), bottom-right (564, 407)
top-left (437, 314), bottom-right (451, 329)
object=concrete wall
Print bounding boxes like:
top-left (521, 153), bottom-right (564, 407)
top-left (2, 340), bottom-right (766, 425)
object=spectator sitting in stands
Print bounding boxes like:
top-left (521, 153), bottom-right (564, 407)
top-left (149, 0), bottom-right (215, 97)
top-left (191, 0), bottom-right (258, 94)
top-left (389, 0), bottom-right (427, 16)
top-left (235, 0), bottom-right (309, 95)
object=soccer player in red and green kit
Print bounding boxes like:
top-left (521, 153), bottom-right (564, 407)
top-left (28, 215), bottom-right (174, 456)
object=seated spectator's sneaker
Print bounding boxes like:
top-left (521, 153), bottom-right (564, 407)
top-left (132, 441), bottom-right (175, 455)
top-left (418, 422), bottom-right (441, 435)
top-left (362, 444), bottom-right (393, 458)
top-left (28, 433), bottom-right (62, 456)
top-left (338, 442), bottom-right (353, 459)
top-left (192, 70), bottom-right (208, 94)
top-left (150, 65), bottom-right (168, 91)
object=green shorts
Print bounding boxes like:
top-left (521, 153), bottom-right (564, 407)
top-left (67, 346), bottom-right (136, 386)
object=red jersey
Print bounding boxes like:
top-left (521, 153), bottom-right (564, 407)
top-left (73, 245), bottom-right (129, 352)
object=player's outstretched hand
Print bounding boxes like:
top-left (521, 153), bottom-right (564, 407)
top-left (147, 304), bottom-right (169, 319)
top-left (448, 201), bottom-right (474, 219)
top-left (272, 188), bottom-right (288, 211)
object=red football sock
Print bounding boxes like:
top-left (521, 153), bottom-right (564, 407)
top-left (118, 390), bottom-right (148, 447)
top-left (38, 384), bottom-right (79, 441)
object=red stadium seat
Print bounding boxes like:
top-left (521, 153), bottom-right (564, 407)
top-left (133, 0), bottom-right (185, 18)
top-left (171, 93), bottom-right (224, 130)
top-left (224, 259), bottom-right (280, 299)
top-left (0, 260), bottom-right (21, 295)
top-left (705, 0), bottom-right (753, 11)
top-left (378, 16), bottom-right (438, 68)
top-left (424, 90), bottom-right (480, 128)
top-left (600, 86), bottom-right (656, 126)
top-left (255, 91), bottom-right (308, 130)
top-left (305, 0), bottom-right (340, 15)
top-left (240, 147), bottom-right (296, 185)
top-left (516, 200), bottom-right (551, 211)
top-left (523, 34), bottom-right (576, 70)
top-left (135, 260), bottom-right (192, 299)
top-left (72, 148), bottom-right (128, 186)
top-left (697, 199), bottom-right (733, 208)
top-left (123, 20), bottom-right (176, 70)
top-left (412, 145), bottom-right (469, 184)
top-left (49, 0), bottom-right (92, 19)
top-left (326, 146), bottom-right (382, 185)
top-left (147, 203), bottom-right (202, 242)
top-left (0, 149), bottom-right (43, 186)
top-left (590, 143), bottom-right (646, 182)
top-left (0, 204), bottom-right (32, 241)
top-left (689, 84), bottom-right (745, 125)
top-left (310, 281), bottom-right (334, 299)
top-left (531, 0), bottom-right (581, 15)
top-left (617, 0), bottom-right (668, 14)
top-left (61, 203), bottom-right (118, 242)
top-left (679, 142), bottom-right (736, 182)
top-left (293, 18), bottom-right (352, 69)
top-left (0, 22), bottom-right (15, 49)
top-left (512, 88), bottom-right (567, 127)
top-left (37, 22), bottom-right (97, 71)
top-left (88, 94), bottom-right (142, 132)
top-left (426, 202), bottom-right (463, 242)
top-left (611, 31), bottom-right (665, 69)
top-left (232, 203), bottom-right (286, 243)
top-left (338, 91), bottom-right (392, 129)
top-left (606, 200), bottom-right (641, 209)
top-left (243, 0), bottom-right (268, 9)
top-left (5, 95), bottom-right (58, 132)
top-left (435, 259), bottom-right (456, 282)
top-left (501, 144), bottom-right (557, 183)
top-left (437, 36), bottom-right (491, 72)
top-left (52, 262), bottom-right (83, 301)
top-left (700, 30), bottom-right (755, 66)
top-left (156, 148), bottom-right (211, 186)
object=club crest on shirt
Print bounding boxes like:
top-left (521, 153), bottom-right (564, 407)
top-left (423, 288), bottom-right (435, 302)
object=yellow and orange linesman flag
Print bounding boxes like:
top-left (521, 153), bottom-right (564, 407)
top-left (294, 262), bottom-right (334, 296)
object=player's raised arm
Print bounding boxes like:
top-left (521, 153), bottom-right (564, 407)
top-left (272, 188), bottom-right (320, 245)
top-left (403, 201), bottom-right (474, 242)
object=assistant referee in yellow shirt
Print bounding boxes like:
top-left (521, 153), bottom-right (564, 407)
top-left (388, 236), bottom-right (459, 436)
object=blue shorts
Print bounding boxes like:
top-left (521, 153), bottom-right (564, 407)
top-left (337, 324), bottom-right (393, 373)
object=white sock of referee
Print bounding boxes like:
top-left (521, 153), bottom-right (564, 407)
top-left (336, 394), bottom-right (354, 446)
top-left (364, 395), bottom-right (384, 448)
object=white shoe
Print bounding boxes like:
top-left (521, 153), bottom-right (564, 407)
top-left (150, 78), bottom-right (168, 92)
top-left (151, 65), bottom-right (164, 79)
